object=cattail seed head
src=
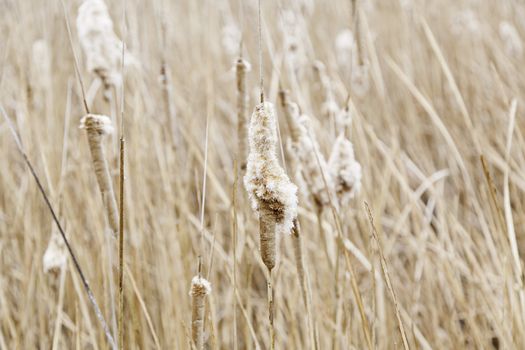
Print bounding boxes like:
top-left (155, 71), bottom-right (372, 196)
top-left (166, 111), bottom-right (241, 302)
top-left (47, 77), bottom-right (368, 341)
top-left (189, 276), bottom-right (211, 350)
top-left (43, 230), bottom-right (67, 273)
top-left (329, 134), bottom-right (362, 206)
top-left (77, 0), bottom-right (138, 92)
top-left (80, 114), bottom-right (119, 235)
top-left (236, 57), bottom-right (251, 173)
top-left (244, 102), bottom-right (298, 271)
top-left (281, 96), bottom-right (334, 208)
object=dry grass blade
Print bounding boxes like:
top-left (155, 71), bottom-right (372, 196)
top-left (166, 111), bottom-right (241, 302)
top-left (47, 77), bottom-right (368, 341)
top-left (364, 202), bottom-right (410, 350)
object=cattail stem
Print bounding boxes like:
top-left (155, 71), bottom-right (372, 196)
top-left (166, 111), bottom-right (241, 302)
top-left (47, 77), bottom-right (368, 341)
top-left (160, 62), bottom-right (179, 146)
top-left (267, 272), bottom-right (275, 350)
top-left (117, 136), bottom-right (125, 350)
top-left (291, 220), bottom-right (306, 308)
top-left (316, 206), bottom-right (334, 268)
top-left (292, 220), bottom-right (319, 350)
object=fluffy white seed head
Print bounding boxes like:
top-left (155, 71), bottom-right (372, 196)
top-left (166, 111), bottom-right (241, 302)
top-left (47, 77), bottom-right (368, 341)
top-left (189, 276), bottom-right (212, 297)
top-left (80, 114), bottom-right (114, 135)
top-left (77, 0), bottom-right (138, 87)
top-left (281, 94), bottom-right (334, 208)
top-left (244, 102), bottom-right (298, 236)
top-left (329, 134), bottom-right (362, 206)
top-left (43, 231), bottom-right (67, 273)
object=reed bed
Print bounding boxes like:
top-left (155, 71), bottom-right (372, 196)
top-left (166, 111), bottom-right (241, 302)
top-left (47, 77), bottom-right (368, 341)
top-left (1, 0), bottom-right (525, 349)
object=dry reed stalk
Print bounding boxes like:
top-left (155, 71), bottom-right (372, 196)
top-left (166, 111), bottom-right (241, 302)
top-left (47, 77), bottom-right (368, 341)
top-left (291, 219), bottom-right (319, 350)
top-left (365, 202), bottom-right (410, 350)
top-left (80, 114), bottom-right (119, 235)
top-left (190, 276), bottom-right (212, 350)
top-left (160, 62), bottom-right (179, 145)
top-left (117, 136), bottom-right (125, 350)
top-left (236, 57), bottom-right (251, 174)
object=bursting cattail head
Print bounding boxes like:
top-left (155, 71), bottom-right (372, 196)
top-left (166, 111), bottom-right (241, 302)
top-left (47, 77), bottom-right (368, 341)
top-left (329, 134), bottom-right (362, 206)
top-left (281, 95), bottom-right (334, 208)
top-left (244, 102), bottom-right (298, 235)
top-left (189, 275), bottom-right (212, 297)
top-left (43, 230), bottom-right (67, 273)
top-left (244, 102), bottom-right (298, 270)
top-left (77, 0), bottom-right (138, 89)
top-left (80, 114), bottom-right (114, 135)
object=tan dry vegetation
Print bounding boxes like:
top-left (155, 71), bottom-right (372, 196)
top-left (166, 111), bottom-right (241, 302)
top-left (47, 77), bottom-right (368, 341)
top-left (1, 0), bottom-right (525, 349)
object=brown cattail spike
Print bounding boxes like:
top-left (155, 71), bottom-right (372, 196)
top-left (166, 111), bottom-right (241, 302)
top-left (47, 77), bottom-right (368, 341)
top-left (80, 114), bottom-right (119, 235)
top-left (190, 276), bottom-right (212, 350)
top-left (236, 57), bottom-right (251, 173)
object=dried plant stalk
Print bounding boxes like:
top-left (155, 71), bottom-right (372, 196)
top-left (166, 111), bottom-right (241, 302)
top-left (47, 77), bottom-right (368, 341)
top-left (80, 114), bottom-right (119, 235)
top-left (190, 276), bottom-right (212, 350)
top-left (291, 220), bottom-right (306, 306)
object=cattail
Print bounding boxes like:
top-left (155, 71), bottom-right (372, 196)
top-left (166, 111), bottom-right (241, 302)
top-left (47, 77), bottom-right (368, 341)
top-left (329, 134), bottom-right (362, 206)
top-left (499, 21), bottom-right (523, 58)
top-left (236, 57), bottom-right (251, 173)
top-left (244, 102), bottom-right (298, 271)
top-left (281, 93), bottom-right (334, 209)
top-left (189, 275), bottom-right (212, 350)
top-left (80, 114), bottom-right (119, 235)
top-left (43, 229), bottom-right (67, 273)
top-left (76, 0), bottom-right (137, 98)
